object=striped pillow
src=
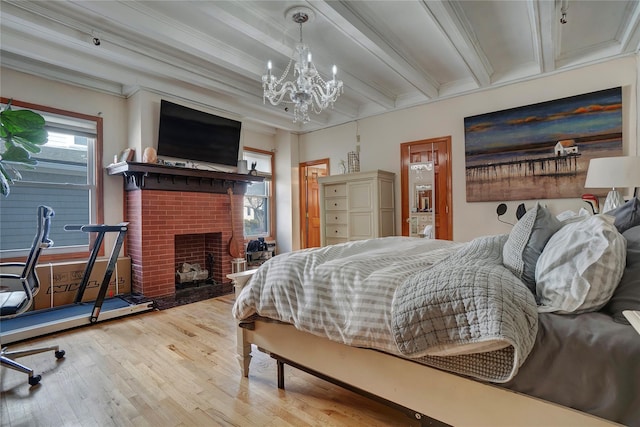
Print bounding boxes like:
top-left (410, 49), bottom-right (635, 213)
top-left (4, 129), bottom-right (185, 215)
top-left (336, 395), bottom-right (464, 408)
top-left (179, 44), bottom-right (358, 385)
top-left (535, 214), bottom-right (626, 314)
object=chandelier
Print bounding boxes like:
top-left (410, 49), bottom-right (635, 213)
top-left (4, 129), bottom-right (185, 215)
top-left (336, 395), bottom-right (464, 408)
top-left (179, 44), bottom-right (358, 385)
top-left (262, 7), bottom-right (343, 124)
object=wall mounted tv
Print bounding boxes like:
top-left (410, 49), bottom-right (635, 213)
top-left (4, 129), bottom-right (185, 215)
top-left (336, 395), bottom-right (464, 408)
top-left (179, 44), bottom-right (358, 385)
top-left (157, 100), bottom-right (242, 167)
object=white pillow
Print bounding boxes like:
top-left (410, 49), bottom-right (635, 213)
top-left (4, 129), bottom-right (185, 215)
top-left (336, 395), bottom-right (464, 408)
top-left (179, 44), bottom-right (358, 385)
top-left (535, 214), bottom-right (626, 314)
top-left (555, 208), bottom-right (591, 223)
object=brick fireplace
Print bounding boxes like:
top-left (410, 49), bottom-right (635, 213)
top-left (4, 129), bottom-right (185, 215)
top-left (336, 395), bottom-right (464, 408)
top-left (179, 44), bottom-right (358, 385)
top-left (108, 162), bottom-right (262, 300)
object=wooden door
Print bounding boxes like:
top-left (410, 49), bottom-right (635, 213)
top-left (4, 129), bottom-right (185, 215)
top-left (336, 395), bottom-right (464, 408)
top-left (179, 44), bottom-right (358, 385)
top-left (299, 160), bottom-right (329, 249)
top-left (400, 137), bottom-right (452, 240)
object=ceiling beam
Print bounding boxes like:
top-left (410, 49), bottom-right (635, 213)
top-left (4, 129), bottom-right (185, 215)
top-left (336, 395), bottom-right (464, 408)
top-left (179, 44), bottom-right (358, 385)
top-left (529, 0), bottom-right (556, 74)
top-left (619, 0), bottom-right (640, 53)
top-left (0, 19), bottom-right (256, 101)
top-left (313, 0), bottom-right (439, 99)
top-left (420, 0), bottom-right (492, 88)
top-left (56, 1), bottom-right (266, 77)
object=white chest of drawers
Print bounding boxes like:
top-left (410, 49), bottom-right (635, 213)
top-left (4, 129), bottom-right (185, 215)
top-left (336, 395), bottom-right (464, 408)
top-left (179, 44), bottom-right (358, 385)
top-left (319, 170), bottom-right (395, 246)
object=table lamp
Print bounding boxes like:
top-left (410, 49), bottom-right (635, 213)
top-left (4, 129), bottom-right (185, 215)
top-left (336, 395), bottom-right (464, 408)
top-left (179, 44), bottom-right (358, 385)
top-left (585, 156), bottom-right (640, 212)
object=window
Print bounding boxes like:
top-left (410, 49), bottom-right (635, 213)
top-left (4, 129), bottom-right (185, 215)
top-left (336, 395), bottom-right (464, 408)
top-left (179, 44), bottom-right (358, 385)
top-left (0, 99), bottom-right (102, 259)
top-left (242, 148), bottom-right (274, 238)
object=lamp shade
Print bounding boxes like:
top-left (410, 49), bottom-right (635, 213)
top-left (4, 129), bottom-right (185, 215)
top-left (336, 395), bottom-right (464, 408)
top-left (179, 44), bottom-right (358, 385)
top-left (584, 156), bottom-right (640, 189)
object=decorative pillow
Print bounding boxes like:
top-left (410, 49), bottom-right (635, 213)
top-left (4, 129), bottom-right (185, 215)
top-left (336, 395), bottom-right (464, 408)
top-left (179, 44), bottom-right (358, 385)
top-left (503, 203), bottom-right (562, 292)
top-left (535, 215), bottom-right (627, 314)
top-left (605, 197), bottom-right (640, 233)
top-left (602, 224), bottom-right (640, 323)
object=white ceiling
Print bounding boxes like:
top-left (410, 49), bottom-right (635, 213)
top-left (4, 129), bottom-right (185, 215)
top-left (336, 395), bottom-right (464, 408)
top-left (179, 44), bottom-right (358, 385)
top-left (2, 1), bottom-right (639, 133)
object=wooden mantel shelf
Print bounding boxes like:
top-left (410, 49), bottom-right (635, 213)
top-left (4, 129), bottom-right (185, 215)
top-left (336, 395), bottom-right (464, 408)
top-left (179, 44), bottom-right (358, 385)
top-left (106, 161), bottom-right (263, 194)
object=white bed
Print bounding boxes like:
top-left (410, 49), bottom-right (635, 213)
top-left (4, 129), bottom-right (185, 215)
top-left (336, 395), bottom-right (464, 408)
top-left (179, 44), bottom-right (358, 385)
top-left (232, 205), bottom-right (640, 426)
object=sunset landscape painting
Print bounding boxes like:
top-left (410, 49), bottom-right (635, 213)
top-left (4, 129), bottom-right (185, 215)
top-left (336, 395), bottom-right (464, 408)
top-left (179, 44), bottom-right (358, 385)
top-left (464, 87), bottom-right (622, 202)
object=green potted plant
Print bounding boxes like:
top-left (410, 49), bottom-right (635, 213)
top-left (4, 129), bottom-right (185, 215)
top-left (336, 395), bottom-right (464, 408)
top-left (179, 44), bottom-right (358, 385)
top-left (0, 99), bottom-right (48, 196)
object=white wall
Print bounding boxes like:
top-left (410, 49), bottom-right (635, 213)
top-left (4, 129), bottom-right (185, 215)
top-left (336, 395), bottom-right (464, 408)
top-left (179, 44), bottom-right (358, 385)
top-left (299, 56), bottom-right (640, 242)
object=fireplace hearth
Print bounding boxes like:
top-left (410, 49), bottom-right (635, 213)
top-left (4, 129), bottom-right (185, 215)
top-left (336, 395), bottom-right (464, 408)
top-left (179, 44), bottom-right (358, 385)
top-left (154, 280), bottom-right (233, 310)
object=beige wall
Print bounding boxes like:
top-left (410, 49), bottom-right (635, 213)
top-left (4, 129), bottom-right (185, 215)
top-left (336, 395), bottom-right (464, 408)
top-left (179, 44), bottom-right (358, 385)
top-left (299, 56), bottom-right (640, 242)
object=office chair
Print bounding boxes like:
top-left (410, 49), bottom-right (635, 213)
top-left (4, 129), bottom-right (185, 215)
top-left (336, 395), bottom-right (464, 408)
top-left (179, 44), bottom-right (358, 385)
top-left (0, 205), bottom-right (65, 386)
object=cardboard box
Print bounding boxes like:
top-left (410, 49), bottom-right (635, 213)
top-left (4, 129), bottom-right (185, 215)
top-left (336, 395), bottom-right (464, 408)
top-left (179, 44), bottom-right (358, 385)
top-left (33, 258), bottom-right (131, 310)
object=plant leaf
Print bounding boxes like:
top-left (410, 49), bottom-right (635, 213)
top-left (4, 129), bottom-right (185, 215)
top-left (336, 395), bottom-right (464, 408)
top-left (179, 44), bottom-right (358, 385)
top-left (0, 106), bottom-right (47, 196)
top-left (0, 109), bottom-right (46, 134)
top-left (14, 128), bottom-right (48, 146)
top-left (1, 145), bottom-right (37, 165)
top-left (12, 137), bottom-right (43, 154)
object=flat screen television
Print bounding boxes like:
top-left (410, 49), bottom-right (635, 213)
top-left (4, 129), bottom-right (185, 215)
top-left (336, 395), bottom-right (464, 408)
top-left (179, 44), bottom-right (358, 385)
top-left (157, 100), bottom-right (242, 167)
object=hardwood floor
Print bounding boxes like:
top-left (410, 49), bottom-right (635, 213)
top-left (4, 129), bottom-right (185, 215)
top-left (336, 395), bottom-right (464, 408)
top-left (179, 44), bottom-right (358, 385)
top-left (1, 295), bottom-right (420, 426)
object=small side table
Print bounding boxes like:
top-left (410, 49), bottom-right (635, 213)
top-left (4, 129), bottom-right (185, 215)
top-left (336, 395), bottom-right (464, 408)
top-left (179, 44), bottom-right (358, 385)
top-left (226, 269), bottom-right (258, 299)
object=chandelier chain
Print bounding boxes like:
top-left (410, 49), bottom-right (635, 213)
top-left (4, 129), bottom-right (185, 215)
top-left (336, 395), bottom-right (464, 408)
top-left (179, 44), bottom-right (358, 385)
top-left (299, 21), bottom-right (303, 43)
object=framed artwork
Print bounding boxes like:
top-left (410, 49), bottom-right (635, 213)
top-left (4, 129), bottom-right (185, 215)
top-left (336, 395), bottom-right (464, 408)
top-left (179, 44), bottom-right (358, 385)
top-left (118, 148), bottom-right (135, 163)
top-left (464, 87), bottom-right (622, 202)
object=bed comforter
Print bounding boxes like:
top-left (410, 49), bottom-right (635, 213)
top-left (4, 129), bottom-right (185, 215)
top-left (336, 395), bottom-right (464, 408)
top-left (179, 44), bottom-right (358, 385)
top-left (233, 235), bottom-right (538, 383)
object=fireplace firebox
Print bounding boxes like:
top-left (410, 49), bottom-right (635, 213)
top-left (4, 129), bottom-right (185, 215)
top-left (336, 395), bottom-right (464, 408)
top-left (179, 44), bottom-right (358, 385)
top-left (174, 232), bottom-right (223, 287)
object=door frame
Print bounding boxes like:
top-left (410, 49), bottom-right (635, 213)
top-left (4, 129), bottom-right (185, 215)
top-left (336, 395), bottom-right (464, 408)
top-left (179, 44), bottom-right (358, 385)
top-left (299, 158), bottom-right (330, 249)
top-left (400, 136), bottom-right (453, 240)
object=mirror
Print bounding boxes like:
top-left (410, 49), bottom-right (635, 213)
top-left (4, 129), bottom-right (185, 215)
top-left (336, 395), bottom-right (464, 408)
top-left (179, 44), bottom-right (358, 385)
top-left (408, 161), bottom-right (435, 238)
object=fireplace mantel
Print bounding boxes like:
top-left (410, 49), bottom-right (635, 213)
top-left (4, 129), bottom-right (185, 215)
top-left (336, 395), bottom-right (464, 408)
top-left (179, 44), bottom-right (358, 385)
top-left (107, 161), bottom-right (263, 194)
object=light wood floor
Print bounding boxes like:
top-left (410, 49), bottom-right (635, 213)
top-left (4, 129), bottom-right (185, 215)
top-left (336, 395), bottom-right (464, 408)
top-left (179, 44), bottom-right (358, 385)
top-left (1, 295), bottom-right (420, 426)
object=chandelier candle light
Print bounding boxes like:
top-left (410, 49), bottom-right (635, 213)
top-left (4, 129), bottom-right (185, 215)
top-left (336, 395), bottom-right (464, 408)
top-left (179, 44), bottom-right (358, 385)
top-left (262, 7), bottom-right (343, 124)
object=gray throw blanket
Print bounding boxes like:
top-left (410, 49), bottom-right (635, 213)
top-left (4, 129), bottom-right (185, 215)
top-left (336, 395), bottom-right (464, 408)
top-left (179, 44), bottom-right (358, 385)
top-left (392, 234), bottom-right (538, 382)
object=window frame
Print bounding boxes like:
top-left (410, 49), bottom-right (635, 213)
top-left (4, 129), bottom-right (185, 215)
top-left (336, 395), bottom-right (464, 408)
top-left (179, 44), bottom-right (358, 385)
top-left (242, 146), bottom-right (275, 240)
top-left (0, 97), bottom-right (104, 263)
